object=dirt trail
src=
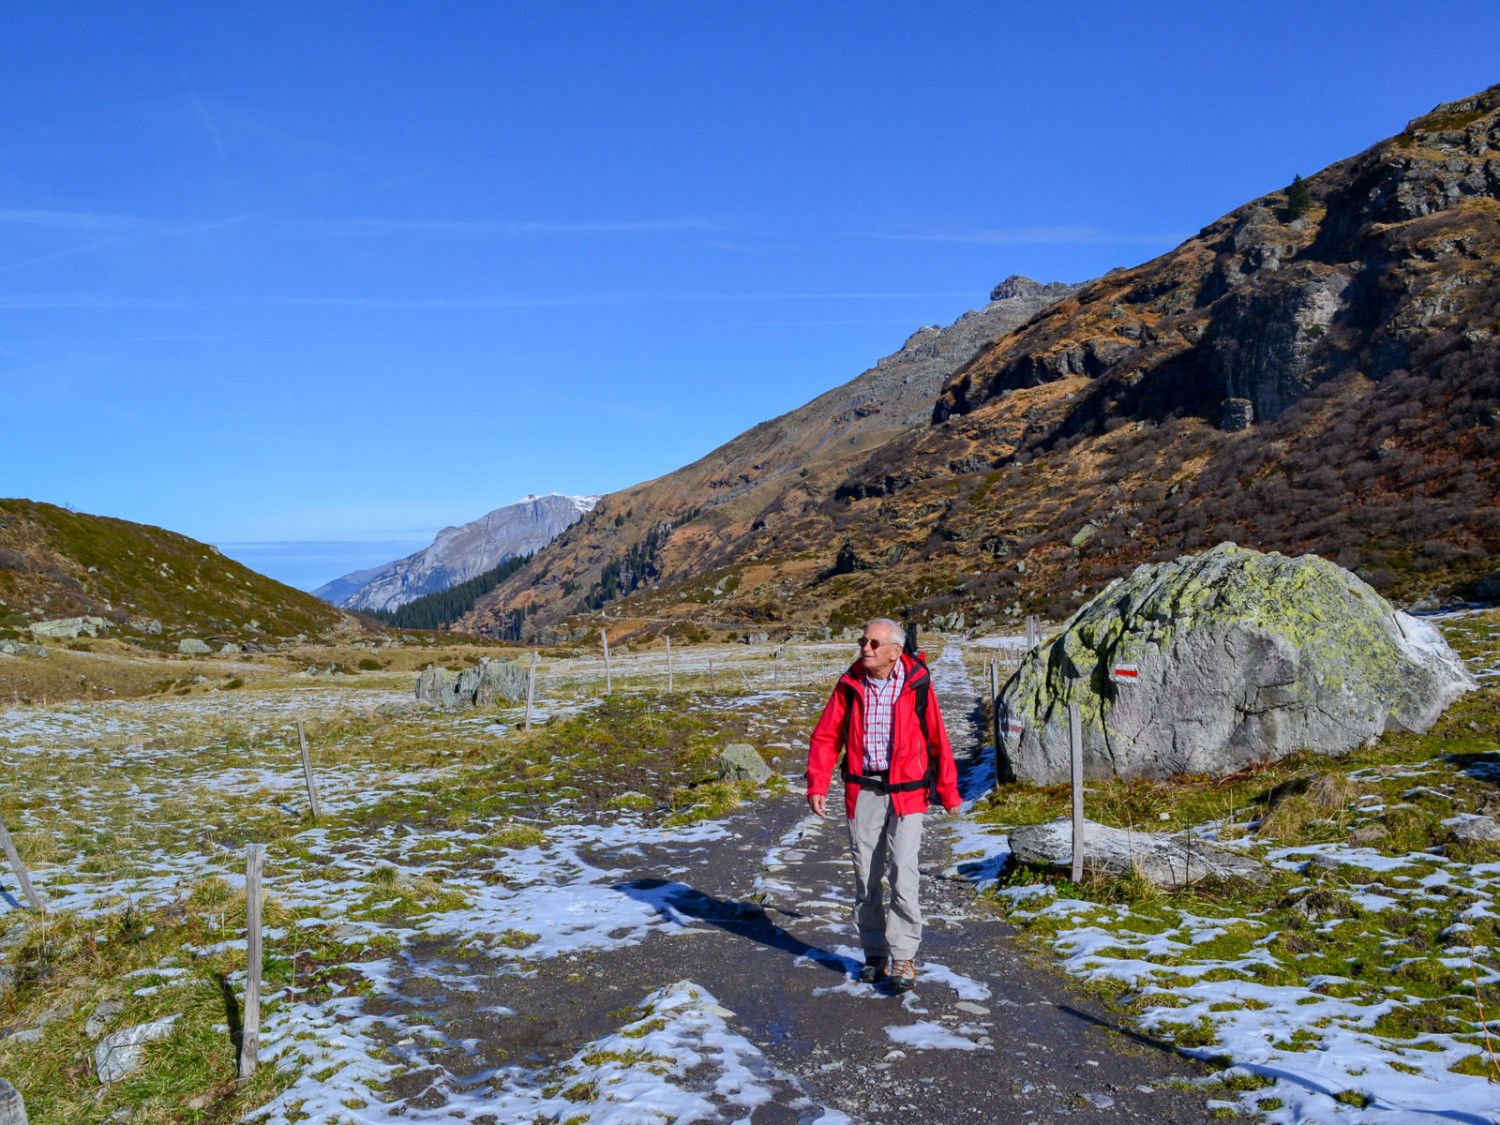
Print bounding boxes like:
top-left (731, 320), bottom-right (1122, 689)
top-left (366, 642), bottom-right (1222, 1122)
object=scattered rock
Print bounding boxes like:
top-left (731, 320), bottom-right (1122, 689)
top-left (741, 632), bottom-right (769, 645)
top-left (29, 616), bottom-right (109, 639)
top-left (94, 1015), bottom-right (179, 1083)
top-left (0, 1078), bottom-right (25, 1122)
top-left (0, 924), bottom-right (29, 952)
top-left (1220, 397), bottom-right (1255, 431)
top-left (0, 641), bottom-right (49, 659)
top-left (85, 998), bottom-right (126, 1040)
top-left (177, 638), bottom-right (211, 655)
top-left (998, 543), bottom-right (1476, 783)
top-left (1008, 817), bottom-right (1269, 887)
top-left (1068, 524), bottom-right (1098, 549)
top-left (126, 615), bottom-right (163, 635)
top-left (219, 643), bottom-right (241, 655)
top-left (1347, 825), bottom-right (1390, 846)
top-left (1450, 815), bottom-right (1500, 843)
top-left (717, 744), bottom-right (773, 785)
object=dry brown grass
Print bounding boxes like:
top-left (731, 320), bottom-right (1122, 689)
top-left (1255, 771), bottom-right (1364, 843)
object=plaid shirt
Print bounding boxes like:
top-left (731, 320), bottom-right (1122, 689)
top-left (861, 659), bottom-right (905, 772)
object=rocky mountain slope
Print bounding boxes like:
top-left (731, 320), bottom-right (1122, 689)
top-left (317, 493), bottom-right (598, 613)
top-left (0, 499), bottom-right (350, 646)
top-left (464, 85), bottom-right (1500, 643)
top-left (456, 278), bottom-right (1078, 637)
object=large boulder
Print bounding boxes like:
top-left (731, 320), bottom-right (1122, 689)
top-left (998, 543), bottom-right (1475, 784)
top-left (416, 659), bottom-right (528, 710)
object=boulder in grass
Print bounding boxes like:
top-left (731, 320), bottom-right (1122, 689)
top-left (1008, 817), bottom-right (1269, 887)
top-left (998, 543), bottom-right (1475, 785)
top-left (0, 1078), bottom-right (25, 1125)
top-left (416, 660), bottom-right (528, 710)
top-left (717, 743), bottom-right (773, 784)
top-left (94, 1015), bottom-right (179, 1083)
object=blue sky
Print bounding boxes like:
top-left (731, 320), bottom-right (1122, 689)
top-left (3, 3), bottom-right (1497, 590)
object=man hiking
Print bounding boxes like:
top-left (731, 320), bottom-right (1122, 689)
top-left (805, 617), bottom-right (962, 992)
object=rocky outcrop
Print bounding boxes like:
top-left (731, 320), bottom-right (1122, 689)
top-left (28, 616), bottom-right (108, 639)
top-left (415, 660), bottom-right (528, 710)
top-left (1008, 817), bottom-right (1269, 887)
top-left (936, 85), bottom-right (1500, 429)
top-left (998, 544), bottom-right (1476, 784)
top-left (319, 494), bottom-right (598, 613)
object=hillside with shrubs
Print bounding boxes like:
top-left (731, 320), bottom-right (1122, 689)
top-left (462, 85), bottom-right (1500, 642)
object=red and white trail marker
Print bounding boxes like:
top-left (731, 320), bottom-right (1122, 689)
top-left (1109, 663), bottom-right (1140, 684)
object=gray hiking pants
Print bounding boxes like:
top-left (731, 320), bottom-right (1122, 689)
top-left (847, 787), bottom-right (925, 961)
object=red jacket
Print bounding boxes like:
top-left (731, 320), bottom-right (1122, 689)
top-left (807, 652), bottom-right (962, 818)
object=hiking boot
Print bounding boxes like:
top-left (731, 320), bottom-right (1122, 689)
top-left (888, 959), bottom-right (917, 992)
top-left (858, 955), bottom-right (888, 984)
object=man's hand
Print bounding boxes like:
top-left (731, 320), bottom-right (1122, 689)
top-left (807, 793), bottom-right (828, 818)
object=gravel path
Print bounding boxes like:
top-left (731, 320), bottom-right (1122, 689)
top-left (363, 642), bottom-right (1225, 1122)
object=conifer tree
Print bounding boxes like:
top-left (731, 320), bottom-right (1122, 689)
top-left (1286, 174), bottom-right (1312, 220)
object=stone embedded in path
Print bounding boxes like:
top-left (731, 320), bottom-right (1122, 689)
top-left (177, 638), bottom-right (212, 655)
top-left (998, 543), bottom-right (1475, 784)
top-left (1008, 817), bottom-right (1270, 887)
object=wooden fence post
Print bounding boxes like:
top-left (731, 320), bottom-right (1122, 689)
top-left (709, 658), bottom-right (716, 692)
top-left (0, 813), bottom-right (42, 913)
top-left (525, 651), bottom-right (537, 730)
top-left (600, 628), bottom-right (612, 696)
top-left (239, 843), bottom-right (265, 1087)
top-left (295, 721), bottom-right (322, 822)
top-left (665, 636), bottom-right (673, 694)
top-left (1069, 702), bottom-right (1085, 884)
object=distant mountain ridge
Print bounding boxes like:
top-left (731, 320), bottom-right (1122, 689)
top-left (316, 493), bottom-right (598, 613)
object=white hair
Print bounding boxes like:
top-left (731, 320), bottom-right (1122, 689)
top-left (867, 617), bottom-right (906, 646)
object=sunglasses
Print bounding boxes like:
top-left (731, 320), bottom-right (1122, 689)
top-left (857, 637), bottom-right (894, 650)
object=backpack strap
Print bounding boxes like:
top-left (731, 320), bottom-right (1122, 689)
top-left (837, 655), bottom-right (941, 804)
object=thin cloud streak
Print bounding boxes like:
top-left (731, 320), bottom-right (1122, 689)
top-left (0, 209), bottom-right (148, 231)
top-left (858, 225), bottom-right (1189, 246)
top-left (0, 290), bottom-right (975, 312)
top-left (188, 88), bottom-right (229, 166)
top-left (321, 215), bottom-right (720, 236)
